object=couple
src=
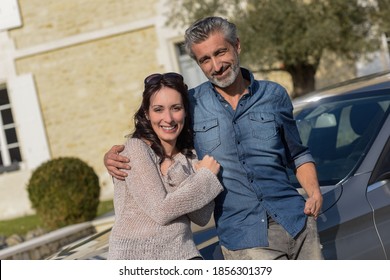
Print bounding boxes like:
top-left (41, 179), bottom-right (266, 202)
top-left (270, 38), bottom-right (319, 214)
top-left (106, 16), bottom-right (323, 260)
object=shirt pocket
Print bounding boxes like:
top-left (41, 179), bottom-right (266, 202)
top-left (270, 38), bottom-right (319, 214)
top-left (249, 112), bottom-right (277, 140)
top-left (193, 118), bottom-right (221, 154)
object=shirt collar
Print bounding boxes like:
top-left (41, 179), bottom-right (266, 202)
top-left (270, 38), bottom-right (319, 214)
top-left (241, 68), bottom-right (258, 96)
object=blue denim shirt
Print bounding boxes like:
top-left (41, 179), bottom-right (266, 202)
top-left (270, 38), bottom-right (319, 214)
top-left (188, 68), bottom-right (314, 250)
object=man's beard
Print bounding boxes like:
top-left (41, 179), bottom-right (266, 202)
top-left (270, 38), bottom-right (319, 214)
top-left (209, 59), bottom-right (240, 89)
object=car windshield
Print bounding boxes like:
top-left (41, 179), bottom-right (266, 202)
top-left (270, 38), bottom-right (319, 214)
top-left (290, 91), bottom-right (390, 187)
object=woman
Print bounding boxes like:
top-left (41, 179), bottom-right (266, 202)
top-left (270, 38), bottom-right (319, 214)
top-left (108, 72), bottom-right (223, 260)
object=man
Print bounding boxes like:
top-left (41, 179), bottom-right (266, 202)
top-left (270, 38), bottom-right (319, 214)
top-left (104, 16), bottom-right (323, 260)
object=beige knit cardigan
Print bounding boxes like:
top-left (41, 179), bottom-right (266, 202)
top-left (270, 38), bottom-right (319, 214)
top-left (108, 138), bottom-right (223, 260)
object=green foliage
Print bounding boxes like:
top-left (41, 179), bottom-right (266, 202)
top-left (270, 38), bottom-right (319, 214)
top-left (0, 214), bottom-right (42, 237)
top-left (245, 0), bottom-right (378, 66)
top-left (0, 200), bottom-right (113, 237)
top-left (27, 157), bottom-right (100, 230)
top-left (165, 0), bottom-right (385, 96)
top-left (376, 0), bottom-right (390, 33)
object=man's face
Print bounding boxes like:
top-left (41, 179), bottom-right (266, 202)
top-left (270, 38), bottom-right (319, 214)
top-left (191, 32), bottom-right (241, 89)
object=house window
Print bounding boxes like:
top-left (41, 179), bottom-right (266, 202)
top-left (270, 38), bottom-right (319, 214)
top-left (0, 86), bottom-right (21, 173)
top-left (175, 42), bottom-right (207, 89)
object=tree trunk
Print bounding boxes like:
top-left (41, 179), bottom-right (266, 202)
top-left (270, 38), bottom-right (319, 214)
top-left (285, 63), bottom-right (317, 99)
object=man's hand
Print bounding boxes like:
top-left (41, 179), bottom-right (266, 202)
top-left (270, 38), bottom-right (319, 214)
top-left (104, 145), bottom-right (130, 181)
top-left (303, 192), bottom-right (323, 219)
top-left (296, 162), bottom-right (323, 219)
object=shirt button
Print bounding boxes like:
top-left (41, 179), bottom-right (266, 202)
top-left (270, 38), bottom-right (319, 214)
top-left (261, 219), bottom-right (265, 223)
top-left (237, 141), bottom-right (240, 144)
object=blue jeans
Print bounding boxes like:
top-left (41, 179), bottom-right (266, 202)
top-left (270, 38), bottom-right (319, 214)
top-left (221, 216), bottom-right (323, 260)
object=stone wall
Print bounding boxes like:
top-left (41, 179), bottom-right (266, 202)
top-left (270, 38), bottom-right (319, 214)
top-left (14, 27), bottom-right (162, 182)
top-left (9, 0), bottom-right (158, 49)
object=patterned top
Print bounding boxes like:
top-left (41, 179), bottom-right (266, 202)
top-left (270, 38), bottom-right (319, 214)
top-left (108, 138), bottom-right (223, 259)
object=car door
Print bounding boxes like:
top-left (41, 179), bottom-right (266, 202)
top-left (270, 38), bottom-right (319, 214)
top-left (365, 116), bottom-right (390, 259)
top-left (296, 92), bottom-right (390, 259)
top-left (318, 95), bottom-right (390, 259)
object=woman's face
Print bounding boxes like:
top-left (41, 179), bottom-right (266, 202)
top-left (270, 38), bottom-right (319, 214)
top-left (147, 86), bottom-right (186, 150)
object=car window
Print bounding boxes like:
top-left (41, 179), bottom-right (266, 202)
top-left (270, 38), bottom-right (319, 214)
top-left (370, 134), bottom-right (390, 184)
top-left (292, 94), bottom-right (389, 186)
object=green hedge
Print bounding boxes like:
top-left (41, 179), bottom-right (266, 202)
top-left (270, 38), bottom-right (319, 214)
top-left (27, 157), bottom-right (100, 230)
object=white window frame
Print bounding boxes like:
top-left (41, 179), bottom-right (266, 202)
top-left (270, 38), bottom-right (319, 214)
top-left (0, 0), bottom-right (22, 31)
top-left (7, 74), bottom-right (51, 170)
top-left (0, 85), bottom-right (21, 172)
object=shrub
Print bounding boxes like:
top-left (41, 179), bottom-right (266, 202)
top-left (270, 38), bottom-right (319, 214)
top-left (27, 157), bottom-right (100, 230)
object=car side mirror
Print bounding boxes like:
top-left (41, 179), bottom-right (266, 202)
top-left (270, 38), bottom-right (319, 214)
top-left (314, 113), bottom-right (337, 128)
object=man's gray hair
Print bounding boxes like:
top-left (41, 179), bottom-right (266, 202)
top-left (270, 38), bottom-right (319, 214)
top-left (184, 16), bottom-right (238, 60)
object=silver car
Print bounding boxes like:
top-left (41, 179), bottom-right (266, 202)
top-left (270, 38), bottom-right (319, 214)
top-left (291, 71), bottom-right (390, 259)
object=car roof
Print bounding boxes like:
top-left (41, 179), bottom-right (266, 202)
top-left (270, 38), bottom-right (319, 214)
top-left (293, 70), bottom-right (390, 110)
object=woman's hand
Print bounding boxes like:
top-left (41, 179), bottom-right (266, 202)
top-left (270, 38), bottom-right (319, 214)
top-left (195, 155), bottom-right (220, 175)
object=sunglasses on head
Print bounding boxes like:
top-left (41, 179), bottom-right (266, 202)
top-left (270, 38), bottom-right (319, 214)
top-left (144, 72), bottom-right (184, 86)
